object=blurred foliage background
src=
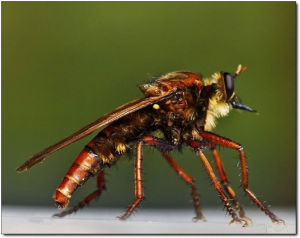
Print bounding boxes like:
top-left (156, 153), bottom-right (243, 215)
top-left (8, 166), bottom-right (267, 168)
top-left (2, 2), bottom-right (295, 212)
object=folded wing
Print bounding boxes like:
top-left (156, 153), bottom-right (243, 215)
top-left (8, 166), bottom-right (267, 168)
top-left (17, 91), bottom-right (177, 172)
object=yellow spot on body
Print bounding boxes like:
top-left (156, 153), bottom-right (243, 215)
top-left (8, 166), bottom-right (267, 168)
top-left (153, 104), bottom-right (160, 110)
top-left (99, 153), bottom-right (113, 163)
top-left (101, 157), bottom-right (109, 163)
top-left (116, 143), bottom-right (126, 154)
top-left (192, 129), bottom-right (202, 140)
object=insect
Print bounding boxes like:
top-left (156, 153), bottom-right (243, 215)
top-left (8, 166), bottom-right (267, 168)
top-left (17, 65), bottom-right (283, 226)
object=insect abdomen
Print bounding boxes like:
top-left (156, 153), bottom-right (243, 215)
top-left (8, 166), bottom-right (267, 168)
top-left (54, 148), bottom-right (102, 209)
top-left (54, 110), bottom-right (154, 209)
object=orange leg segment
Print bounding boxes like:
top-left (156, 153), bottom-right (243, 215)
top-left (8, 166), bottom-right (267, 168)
top-left (53, 171), bottom-right (106, 217)
top-left (119, 141), bottom-right (143, 220)
top-left (200, 131), bottom-right (283, 224)
top-left (211, 148), bottom-right (251, 226)
top-left (119, 136), bottom-right (204, 221)
top-left (197, 150), bottom-right (243, 225)
top-left (162, 152), bottom-right (206, 222)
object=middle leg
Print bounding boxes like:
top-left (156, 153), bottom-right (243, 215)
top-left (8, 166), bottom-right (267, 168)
top-left (118, 136), bottom-right (175, 220)
top-left (142, 136), bottom-right (206, 221)
top-left (119, 141), bottom-right (143, 220)
top-left (162, 152), bottom-right (206, 222)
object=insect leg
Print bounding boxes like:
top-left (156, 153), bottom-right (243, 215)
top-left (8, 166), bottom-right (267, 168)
top-left (119, 141), bottom-right (143, 220)
top-left (162, 152), bottom-right (206, 222)
top-left (211, 148), bottom-right (251, 226)
top-left (200, 131), bottom-right (283, 224)
top-left (53, 171), bottom-right (106, 217)
top-left (187, 139), bottom-right (245, 225)
top-left (118, 136), bottom-right (182, 220)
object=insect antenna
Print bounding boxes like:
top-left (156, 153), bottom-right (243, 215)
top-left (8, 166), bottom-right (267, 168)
top-left (234, 64), bottom-right (247, 77)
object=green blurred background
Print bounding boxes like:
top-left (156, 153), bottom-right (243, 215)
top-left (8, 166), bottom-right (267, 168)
top-left (2, 2), bottom-right (295, 212)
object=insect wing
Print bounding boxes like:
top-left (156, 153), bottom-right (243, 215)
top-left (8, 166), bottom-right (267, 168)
top-left (17, 92), bottom-right (176, 172)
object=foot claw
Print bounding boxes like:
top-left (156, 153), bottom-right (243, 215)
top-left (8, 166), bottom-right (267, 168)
top-left (240, 216), bottom-right (252, 227)
top-left (193, 216), bottom-right (207, 222)
top-left (272, 218), bottom-right (285, 225)
top-left (117, 215), bottom-right (127, 221)
top-left (229, 218), bottom-right (246, 227)
top-left (53, 212), bottom-right (67, 218)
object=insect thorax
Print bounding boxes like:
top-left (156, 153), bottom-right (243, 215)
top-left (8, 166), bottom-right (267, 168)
top-left (89, 72), bottom-right (232, 165)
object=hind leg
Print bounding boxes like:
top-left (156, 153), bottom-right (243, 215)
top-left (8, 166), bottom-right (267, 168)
top-left (53, 171), bottom-right (105, 217)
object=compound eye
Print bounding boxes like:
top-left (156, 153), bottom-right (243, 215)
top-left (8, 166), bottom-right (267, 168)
top-left (223, 73), bottom-right (234, 99)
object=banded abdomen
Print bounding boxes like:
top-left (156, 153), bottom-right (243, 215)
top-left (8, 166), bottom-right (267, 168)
top-left (54, 110), bottom-right (154, 209)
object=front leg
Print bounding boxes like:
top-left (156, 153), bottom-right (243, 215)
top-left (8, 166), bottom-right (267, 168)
top-left (199, 131), bottom-right (283, 224)
top-left (187, 139), bottom-right (245, 226)
top-left (211, 148), bottom-right (251, 226)
top-left (162, 152), bottom-right (206, 222)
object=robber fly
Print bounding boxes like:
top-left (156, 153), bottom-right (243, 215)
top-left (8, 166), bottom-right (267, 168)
top-left (17, 65), bottom-right (283, 226)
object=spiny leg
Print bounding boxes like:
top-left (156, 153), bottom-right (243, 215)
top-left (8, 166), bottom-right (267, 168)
top-left (142, 136), bottom-right (205, 221)
top-left (119, 141), bottom-right (143, 220)
top-left (211, 148), bottom-right (251, 226)
top-left (162, 152), bottom-right (206, 222)
top-left (53, 171), bottom-right (106, 217)
top-left (118, 136), bottom-right (176, 220)
top-left (198, 151), bottom-right (245, 225)
top-left (200, 131), bottom-right (283, 224)
top-left (187, 139), bottom-right (245, 225)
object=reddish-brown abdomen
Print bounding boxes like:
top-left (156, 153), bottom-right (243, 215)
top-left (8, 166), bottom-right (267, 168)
top-left (54, 149), bottom-right (100, 209)
top-left (55, 190), bottom-right (70, 209)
